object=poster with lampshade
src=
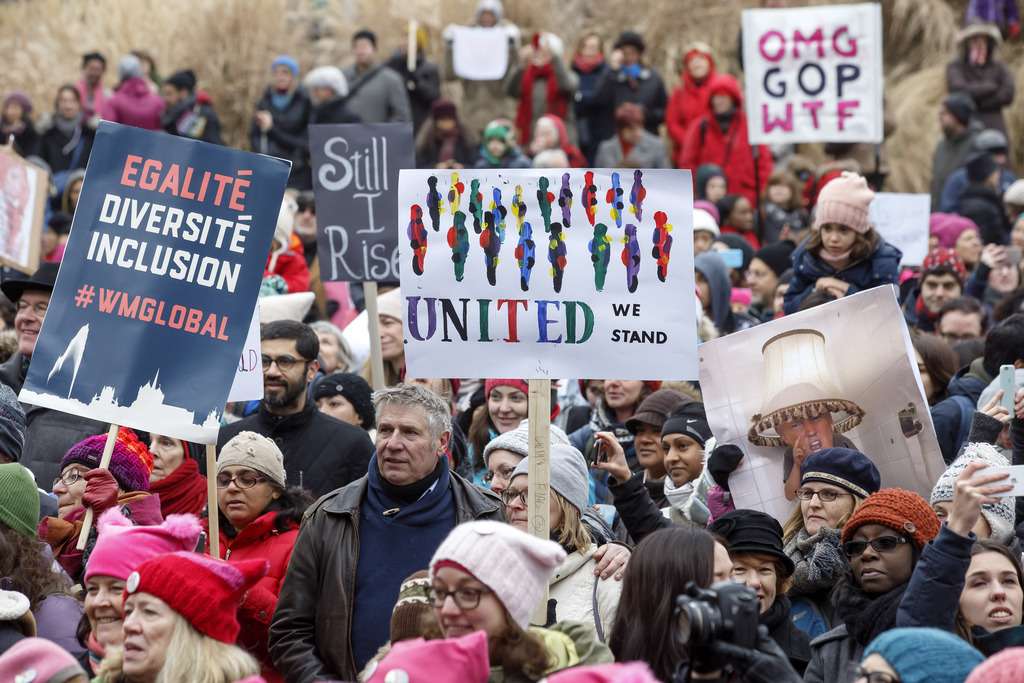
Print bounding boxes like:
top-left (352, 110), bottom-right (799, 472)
top-left (698, 286), bottom-right (945, 521)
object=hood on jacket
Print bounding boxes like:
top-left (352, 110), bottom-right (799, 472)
top-left (695, 251), bottom-right (731, 331)
top-left (682, 41), bottom-right (716, 85)
top-left (706, 73), bottom-right (743, 108)
top-left (695, 164), bottom-right (726, 200)
top-left (540, 114), bottom-right (571, 147)
top-left (115, 76), bottom-right (155, 97)
top-left (957, 21), bottom-right (1002, 47)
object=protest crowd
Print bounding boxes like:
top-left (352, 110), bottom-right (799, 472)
top-left (4, 0), bottom-right (1024, 682)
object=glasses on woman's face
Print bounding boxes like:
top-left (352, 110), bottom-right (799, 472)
top-left (52, 468), bottom-right (88, 489)
top-left (795, 487), bottom-right (850, 503)
top-left (500, 488), bottom-right (527, 508)
top-left (842, 535), bottom-right (909, 559)
top-left (216, 471), bottom-right (267, 489)
top-left (429, 586), bottom-right (490, 610)
top-left (853, 666), bottom-right (900, 683)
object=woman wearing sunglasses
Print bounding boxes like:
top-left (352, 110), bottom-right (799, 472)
top-left (897, 455), bottom-right (1024, 655)
top-left (781, 448), bottom-right (881, 638)
top-left (207, 431), bottom-right (312, 683)
top-left (804, 488), bottom-right (940, 683)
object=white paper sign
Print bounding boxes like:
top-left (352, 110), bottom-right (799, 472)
top-left (699, 287), bottom-right (945, 522)
top-left (869, 193), bottom-right (929, 267)
top-left (742, 3), bottom-right (883, 144)
top-left (398, 168), bottom-right (699, 380)
top-left (227, 308), bottom-right (262, 402)
top-left (451, 26), bottom-right (510, 81)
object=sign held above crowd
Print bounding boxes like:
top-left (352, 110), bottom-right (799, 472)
top-left (742, 2), bottom-right (884, 145)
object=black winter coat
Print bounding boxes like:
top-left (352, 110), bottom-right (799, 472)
top-left (309, 97), bottom-right (361, 128)
top-left (385, 52), bottom-right (441, 135)
top-left (573, 61), bottom-right (614, 164)
top-left (959, 183), bottom-right (1010, 245)
top-left (250, 87), bottom-right (313, 190)
top-left (216, 402), bottom-right (374, 497)
top-left (37, 122), bottom-right (94, 174)
top-left (930, 357), bottom-right (994, 463)
top-left (594, 66), bottom-right (667, 135)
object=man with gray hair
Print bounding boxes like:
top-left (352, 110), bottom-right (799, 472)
top-left (270, 383), bottom-right (502, 682)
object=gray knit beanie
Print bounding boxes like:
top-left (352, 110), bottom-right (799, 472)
top-left (510, 443), bottom-right (589, 515)
top-left (482, 419), bottom-right (570, 467)
top-left (217, 431), bottom-right (287, 489)
top-left (930, 442), bottom-right (1015, 545)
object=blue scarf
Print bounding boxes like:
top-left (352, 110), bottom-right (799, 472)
top-left (270, 90), bottom-right (293, 110)
top-left (622, 63), bottom-right (643, 79)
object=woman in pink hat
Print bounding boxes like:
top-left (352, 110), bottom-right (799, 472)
top-left (79, 508), bottom-right (201, 676)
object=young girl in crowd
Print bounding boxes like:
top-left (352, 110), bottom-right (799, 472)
top-left (428, 521), bottom-right (613, 681)
top-left (782, 449), bottom-right (881, 638)
top-left (761, 169), bottom-right (808, 245)
top-left (716, 194), bottom-right (759, 249)
top-left (784, 172), bottom-right (903, 314)
top-left (804, 488), bottom-right (941, 683)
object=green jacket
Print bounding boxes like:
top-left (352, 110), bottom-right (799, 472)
top-left (488, 620), bottom-right (613, 683)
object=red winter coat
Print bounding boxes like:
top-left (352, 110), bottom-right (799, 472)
top-left (665, 53), bottom-right (716, 167)
top-left (207, 510), bottom-right (300, 683)
top-left (264, 248), bottom-right (310, 293)
top-left (678, 74), bottom-right (773, 208)
top-left (101, 77), bottom-right (165, 131)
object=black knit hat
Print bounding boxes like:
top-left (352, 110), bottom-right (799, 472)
top-left (312, 372), bottom-right (375, 428)
top-left (661, 402), bottom-right (712, 445)
top-left (709, 509), bottom-right (795, 577)
top-left (966, 152), bottom-right (997, 184)
top-left (943, 92), bottom-right (976, 126)
top-left (614, 31), bottom-right (645, 53)
top-left (165, 69), bottom-right (197, 92)
top-left (626, 389), bottom-right (691, 434)
top-left (754, 241), bottom-right (796, 279)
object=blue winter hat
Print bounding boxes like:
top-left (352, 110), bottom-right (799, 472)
top-left (800, 448), bottom-right (881, 499)
top-left (271, 55), bottom-right (299, 77)
top-left (863, 627), bottom-right (983, 683)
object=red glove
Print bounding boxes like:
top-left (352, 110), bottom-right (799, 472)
top-left (82, 469), bottom-right (120, 514)
top-left (1009, 21), bottom-right (1021, 40)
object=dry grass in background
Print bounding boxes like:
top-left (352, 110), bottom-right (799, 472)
top-left (3, 0), bottom-right (1019, 193)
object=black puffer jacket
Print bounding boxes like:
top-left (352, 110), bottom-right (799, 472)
top-left (250, 87), bottom-right (313, 189)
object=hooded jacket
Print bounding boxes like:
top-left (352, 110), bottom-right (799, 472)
top-left (930, 357), bottom-right (995, 463)
top-left (101, 77), bottom-right (164, 131)
top-left (695, 251), bottom-right (757, 334)
top-left (666, 44), bottom-right (716, 167)
top-left (782, 240), bottom-right (903, 314)
top-left (946, 24), bottom-right (1015, 134)
top-left (679, 74), bottom-right (773, 208)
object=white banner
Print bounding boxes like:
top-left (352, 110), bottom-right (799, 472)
top-left (450, 26), bottom-right (511, 80)
top-left (227, 308), bottom-right (262, 402)
top-left (869, 193), bottom-right (930, 267)
top-left (398, 169), bottom-right (699, 380)
top-left (742, 3), bottom-right (883, 145)
top-left (699, 287), bottom-right (945, 522)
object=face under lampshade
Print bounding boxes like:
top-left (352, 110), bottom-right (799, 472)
top-left (747, 329), bottom-right (865, 448)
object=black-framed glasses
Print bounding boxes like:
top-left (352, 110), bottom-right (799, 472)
top-left (484, 464), bottom-right (515, 484)
top-left (500, 488), bottom-right (527, 508)
top-left (853, 666), bottom-right (900, 683)
top-left (261, 354), bottom-right (307, 372)
top-left (842, 535), bottom-right (909, 559)
top-left (216, 471), bottom-right (268, 489)
top-left (16, 301), bottom-right (48, 316)
top-left (429, 586), bottom-right (490, 610)
top-left (796, 488), bottom-right (851, 503)
top-left (52, 468), bottom-right (87, 489)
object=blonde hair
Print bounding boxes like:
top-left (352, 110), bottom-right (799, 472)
top-left (552, 491), bottom-right (591, 554)
top-left (95, 609), bottom-right (259, 683)
top-left (782, 493), bottom-right (864, 544)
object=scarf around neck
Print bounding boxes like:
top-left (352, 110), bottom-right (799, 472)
top-left (149, 458), bottom-right (207, 517)
top-left (833, 575), bottom-right (909, 646)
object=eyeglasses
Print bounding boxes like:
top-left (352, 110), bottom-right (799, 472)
top-left (52, 468), bottom-right (87, 489)
top-left (795, 488), bottom-right (851, 503)
top-left (429, 586), bottom-right (490, 610)
top-left (484, 464), bottom-right (515, 484)
top-left (853, 666), bottom-right (900, 683)
top-left (16, 301), bottom-right (48, 317)
top-left (216, 471), bottom-right (268, 489)
top-left (842, 535), bottom-right (910, 559)
top-left (500, 488), bottom-right (528, 508)
top-left (261, 354), bottom-right (308, 371)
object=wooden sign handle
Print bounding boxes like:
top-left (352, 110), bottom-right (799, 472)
top-left (206, 444), bottom-right (220, 558)
top-left (364, 282), bottom-right (387, 391)
top-left (528, 378), bottom-right (551, 624)
top-left (75, 423), bottom-right (120, 550)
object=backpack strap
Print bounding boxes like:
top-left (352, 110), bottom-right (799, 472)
top-left (592, 572), bottom-right (605, 642)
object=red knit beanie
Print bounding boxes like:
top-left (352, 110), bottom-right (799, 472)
top-left (841, 488), bottom-right (940, 550)
top-left (124, 551), bottom-right (267, 643)
top-left (484, 379), bottom-right (529, 397)
top-left (965, 646), bottom-right (1024, 683)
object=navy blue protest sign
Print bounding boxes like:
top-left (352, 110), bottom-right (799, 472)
top-left (20, 122), bottom-right (290, 444)
top-left (310, 123), bottom-right (414, 282)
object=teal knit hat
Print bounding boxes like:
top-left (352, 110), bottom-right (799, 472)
top-left (864, 627), bottom-right (983, 683)
top-left (0, 464), bottom-right (40, 537)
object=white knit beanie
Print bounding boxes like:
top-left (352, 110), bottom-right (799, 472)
top-left (930, 443), bottom-right (1015, 544)
top-left (430, 520), bottom-right (565, 630)
top-left (482, 419), bottom-right (571, 466)
top-left (509, 443), bottom-right (589, 516)
top-left (217, 431), bottom-right (287, 489)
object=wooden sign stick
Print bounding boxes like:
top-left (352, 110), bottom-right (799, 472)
top-left (528, 378), bottom-right (551, 624)
top-left (364, 282), bottom-right (387, 391)
top-left (206, 444), bottom-right (220, 558)
top-left (75, 423), bottom-right (120, 550)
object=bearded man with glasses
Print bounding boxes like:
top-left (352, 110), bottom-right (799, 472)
top-left (217, 320), bottom-right (373, 497)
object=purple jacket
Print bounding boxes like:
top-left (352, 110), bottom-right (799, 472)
top-left (34, 593), bottom-right (85, 657)
top-left (102, 77), bottom-right (164, 131)
top-left (967, 0), bottom-right (1020, 28)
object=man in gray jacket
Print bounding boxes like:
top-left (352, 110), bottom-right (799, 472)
top-left (342, 29), bottom-right (412, 124)
top-left (0, 264), bottom-right (105, 488)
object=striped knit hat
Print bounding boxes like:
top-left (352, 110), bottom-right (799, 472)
top-left (60, 428), bottom-right (153, 492)
top-left (390, 570), bottom-right (438, 642)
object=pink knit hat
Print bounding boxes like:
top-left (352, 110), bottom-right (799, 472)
top-left (0, 637), bottom-right (86, 683)
top-left (813, 171), bottom-right (875, 234)
top-left (84, 508), bottom-right (202, 583)
top-left (366, 631), bottom-right (489, 683)
top-left (965, 646), bottom-right (1024, 683)
top-left (547, 663), bottom-right (661, 683)
top-left (430, 521), bottom-right (566, 630)
top-left (929, 213), bottom-right (978, 249)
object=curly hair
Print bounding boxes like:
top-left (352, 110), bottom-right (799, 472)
top-left (0, 525), bottom-right (73, 610)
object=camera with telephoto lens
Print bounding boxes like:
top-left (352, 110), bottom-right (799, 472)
top-left (674, 580), bottom-right (760, 674)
